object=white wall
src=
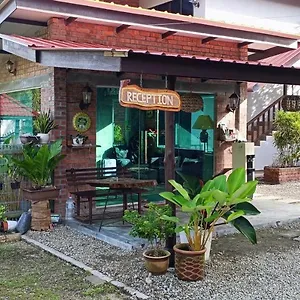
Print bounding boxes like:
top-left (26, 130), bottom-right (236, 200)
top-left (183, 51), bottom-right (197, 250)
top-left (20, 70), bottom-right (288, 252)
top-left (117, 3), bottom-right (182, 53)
top-left (255, 135), bottom-right (278, 170)
top-left (195, 0), bottom-right (300, 33)
top-left (247, 84), bottom-right (283, 121)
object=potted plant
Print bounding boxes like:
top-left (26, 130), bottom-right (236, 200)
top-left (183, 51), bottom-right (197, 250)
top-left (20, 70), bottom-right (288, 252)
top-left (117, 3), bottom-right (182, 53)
top-left (12, 139), bottom-right (65, 200)
top-left (33, 110), bottom-right (58, 144)
top-left (6, 156), bottom-right (21, 190)
top-left (71, 134), bottom-right (88, 146)
top-left (123, 203), bottom-right (175, 275)
top-left (160, 168), bottom-right (260, 281)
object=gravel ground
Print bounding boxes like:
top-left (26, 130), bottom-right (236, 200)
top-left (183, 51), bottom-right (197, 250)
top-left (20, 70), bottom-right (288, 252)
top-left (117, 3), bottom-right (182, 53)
top-left (27, 220), bottom-right (300, 300)
top-left (256, 181), bottom-right (300, 200)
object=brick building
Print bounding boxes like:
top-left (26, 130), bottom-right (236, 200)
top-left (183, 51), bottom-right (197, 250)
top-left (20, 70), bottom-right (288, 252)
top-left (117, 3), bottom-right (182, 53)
top-left (0, 0), bottom-right (300, 217)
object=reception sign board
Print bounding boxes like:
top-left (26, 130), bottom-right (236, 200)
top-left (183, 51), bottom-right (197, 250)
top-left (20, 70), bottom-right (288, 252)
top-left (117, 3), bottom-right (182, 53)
top-left (119, 80), bottom-right (181, 112)
top-left (282, 95), bottom-right (300, 111)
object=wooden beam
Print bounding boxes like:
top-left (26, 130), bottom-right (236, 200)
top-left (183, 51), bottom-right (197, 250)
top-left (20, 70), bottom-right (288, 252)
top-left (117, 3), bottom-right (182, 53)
top-left (162, 31), bottom-right (176, 39)
top-left (202, 37), bottom-right (216, 44)
top-left (116, 24), bottom-right (130, 34)
top-left (0, 1), bottom-right (16, 25)
top-left (164, 75), bottom-right (177, 267)
top-left (249, 46), bottom-right (291, 61)
top-left (248, 48), bottom-right (265, 53)
top-left (65, 17), bottom-right (77, 26)
top-left (39, 50), bottom-right (121, 72)
top-left (121, 53), bottom-right (300, 85)
top-left (238, 42), bottom-right (252, 48)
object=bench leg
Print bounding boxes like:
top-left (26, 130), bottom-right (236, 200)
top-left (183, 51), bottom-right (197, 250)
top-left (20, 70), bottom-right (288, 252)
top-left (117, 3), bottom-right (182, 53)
top-left (99, 196), bottom-right (109, 232)
top-left (76, 195), bottom-right (80, 217)
top-left (88, 196), bottom-right (92, 224)
top-left (123, 191), bottom-right (128, 214)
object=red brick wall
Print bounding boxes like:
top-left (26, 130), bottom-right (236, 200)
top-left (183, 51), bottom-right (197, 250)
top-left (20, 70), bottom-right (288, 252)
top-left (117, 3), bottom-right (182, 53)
top-left (0, 56), bottom-right (50, 84)
top-left (264, 166), bottom-right (300, 184)
top-left (48, 18), bottom-right (247, 61)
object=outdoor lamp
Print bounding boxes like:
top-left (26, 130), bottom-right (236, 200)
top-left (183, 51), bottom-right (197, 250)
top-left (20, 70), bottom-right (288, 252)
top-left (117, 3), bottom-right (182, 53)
top-left (192, 115), bottom-right (214, 144)
top-left (226, 92), bottom-right (239, 112)
top-left (6, 59), bottom-right (16, 75)
top-left (80, 84), bottom-right (93, 110)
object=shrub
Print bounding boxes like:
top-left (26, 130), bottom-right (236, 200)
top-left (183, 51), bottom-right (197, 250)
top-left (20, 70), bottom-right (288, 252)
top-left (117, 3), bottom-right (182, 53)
top-left (273, 111), bottom-right (300, 167)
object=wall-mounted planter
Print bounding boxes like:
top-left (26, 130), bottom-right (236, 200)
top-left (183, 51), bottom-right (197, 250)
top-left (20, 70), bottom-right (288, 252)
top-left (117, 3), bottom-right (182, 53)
top-left (264, 166), bottom-right (300, 184)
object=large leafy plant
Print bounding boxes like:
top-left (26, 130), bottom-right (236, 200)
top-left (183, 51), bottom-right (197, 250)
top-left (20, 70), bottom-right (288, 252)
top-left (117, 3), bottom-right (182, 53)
top-left (34, 110), bottom-right (58, 134)
top-left (0, 205), bottom-right (6, 222)
top-left (13, 140), bottom-right (65, 189)
top-left (160, 168), bottom-right (260, 251)
top-left (273, 111), bottom-right (300, 167)
top-left (123, 203), bottom-right (175, 256)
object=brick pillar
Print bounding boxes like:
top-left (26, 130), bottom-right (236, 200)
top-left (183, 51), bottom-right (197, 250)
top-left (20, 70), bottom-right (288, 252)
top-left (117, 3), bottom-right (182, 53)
top-left (41, 68), bottom-right (68, 217)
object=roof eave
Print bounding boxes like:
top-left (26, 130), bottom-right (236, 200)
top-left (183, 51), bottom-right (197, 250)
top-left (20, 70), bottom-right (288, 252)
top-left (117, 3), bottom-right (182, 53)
top-left (0, 0), bottom-right (297, 51)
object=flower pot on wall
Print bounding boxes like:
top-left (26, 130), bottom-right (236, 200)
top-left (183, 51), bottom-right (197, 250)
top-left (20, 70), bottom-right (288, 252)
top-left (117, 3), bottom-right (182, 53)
top-left (36, 133), bottom-right (50, 144)
top-left (173, 243), bottom-right (206, 281)
top-left (143, 249), bottom-right (170, 275)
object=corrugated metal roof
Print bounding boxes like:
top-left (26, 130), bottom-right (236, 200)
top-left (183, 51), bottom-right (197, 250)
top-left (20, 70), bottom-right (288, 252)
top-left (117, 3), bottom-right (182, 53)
top-left (2, 34), bottom-right (299, 70)
top-left (261, 47), bottom-right (300, 67)
top-left (0, 94), bottom-right (36, 117)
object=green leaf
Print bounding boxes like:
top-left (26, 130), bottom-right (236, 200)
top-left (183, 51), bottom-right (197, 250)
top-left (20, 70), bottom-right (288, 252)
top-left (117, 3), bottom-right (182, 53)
top-left (227, 168), bottom-right (246, 195)
top-left (229, 216), bottom-right (257, 244)
top-left (175, 225), bottom-right (185, 233)
top-left (176, 171), bottom-right (202, 197)
top-left (213, 175), bottom-right (227, 192)
top-left (231, 181), bottom-right (258, 200)
top-left (168, 180), bottom-right (191, 201)
top-left (212, 190), bottom-right (228, 204)
top-left (234, 202), bottom-right (261, 215)
top-left (204, 212), bottom-right (221, 223)
top-left (161, 215), bottom-right (180, 223)
top-left (201, 179), bottom-right (214, 192)
top-left (227, 210), bottom-right (245, 222)
top-left (159, 192), bottom-right (175, 202)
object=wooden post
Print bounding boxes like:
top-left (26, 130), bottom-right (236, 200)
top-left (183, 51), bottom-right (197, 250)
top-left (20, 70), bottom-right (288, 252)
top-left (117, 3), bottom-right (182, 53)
top-left (164, 75), bottom-right (177, 267)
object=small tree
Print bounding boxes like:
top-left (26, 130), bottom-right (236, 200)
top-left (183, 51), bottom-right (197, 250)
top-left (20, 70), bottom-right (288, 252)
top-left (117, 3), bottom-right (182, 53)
top-left (273, 111), bottom-right (300, 167)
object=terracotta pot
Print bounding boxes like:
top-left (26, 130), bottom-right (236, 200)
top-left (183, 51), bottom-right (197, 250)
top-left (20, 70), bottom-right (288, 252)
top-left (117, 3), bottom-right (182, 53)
top-left (143, 249), bottom-right (171, 275)
top-left (173, 243), bottom-right (206, 281)
top-left (22, 187), bottom-right (60, 202)
top-left (1, 221), bottom-right (8, 232)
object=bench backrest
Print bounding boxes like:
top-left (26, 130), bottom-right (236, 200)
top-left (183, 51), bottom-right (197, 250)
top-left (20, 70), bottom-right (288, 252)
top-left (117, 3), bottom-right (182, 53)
top-left (66, 167), bottom-right (132, 191)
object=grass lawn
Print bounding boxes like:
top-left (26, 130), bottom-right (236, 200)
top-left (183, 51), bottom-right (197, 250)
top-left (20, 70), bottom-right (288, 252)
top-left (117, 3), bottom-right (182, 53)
top-left (0, 241), bottom-right (128, 300)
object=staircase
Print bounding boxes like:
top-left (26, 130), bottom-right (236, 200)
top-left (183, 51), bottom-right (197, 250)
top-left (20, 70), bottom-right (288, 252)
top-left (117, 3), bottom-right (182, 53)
top-left (247, 96), bottom-right (283, 145)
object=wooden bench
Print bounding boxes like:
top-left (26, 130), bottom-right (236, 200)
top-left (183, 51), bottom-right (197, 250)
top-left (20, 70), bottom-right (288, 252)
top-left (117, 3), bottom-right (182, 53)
top-left (66, 167), bottom-right (146, 225)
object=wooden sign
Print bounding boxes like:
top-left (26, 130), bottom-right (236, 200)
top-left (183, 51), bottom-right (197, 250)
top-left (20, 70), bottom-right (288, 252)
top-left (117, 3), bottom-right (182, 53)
top-left (119, 80), bottom-right (181, 112)
top-left (282, 95), bottom-right (300, 111)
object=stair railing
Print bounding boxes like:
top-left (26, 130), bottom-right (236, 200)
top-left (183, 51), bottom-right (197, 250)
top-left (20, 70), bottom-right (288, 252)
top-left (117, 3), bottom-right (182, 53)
top-left (247, 96), bottom-right (283, 144)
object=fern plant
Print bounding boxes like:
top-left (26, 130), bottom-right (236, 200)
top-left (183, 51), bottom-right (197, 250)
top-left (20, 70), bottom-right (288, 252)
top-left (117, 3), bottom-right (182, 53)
top-left (12, 140), bottom-right (65, 189)
top-left (34, 110), bottom-right (58, 134)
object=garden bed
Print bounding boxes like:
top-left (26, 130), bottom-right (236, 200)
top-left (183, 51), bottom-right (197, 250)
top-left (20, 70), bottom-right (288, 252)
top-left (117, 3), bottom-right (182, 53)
top-left (264, 166), bottom-right (300, 184)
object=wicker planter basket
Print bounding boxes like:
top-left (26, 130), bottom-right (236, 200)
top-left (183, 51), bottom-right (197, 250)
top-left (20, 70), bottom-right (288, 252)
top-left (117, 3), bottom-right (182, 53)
top-left (173, 243), bottom-right (206, 281)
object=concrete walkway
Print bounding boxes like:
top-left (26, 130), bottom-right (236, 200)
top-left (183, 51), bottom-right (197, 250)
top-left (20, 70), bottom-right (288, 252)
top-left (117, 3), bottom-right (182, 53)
top-left (67, 189), bottom-right (300, 250)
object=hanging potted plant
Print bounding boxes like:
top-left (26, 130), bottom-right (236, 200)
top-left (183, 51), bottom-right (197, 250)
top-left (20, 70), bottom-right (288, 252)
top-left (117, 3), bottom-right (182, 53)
top-left (160, 168), bottom-right (260, 281)
top-left (33, 110), bottom-right (58, 144)
top-left (123, 203), bottom-right (175, 275)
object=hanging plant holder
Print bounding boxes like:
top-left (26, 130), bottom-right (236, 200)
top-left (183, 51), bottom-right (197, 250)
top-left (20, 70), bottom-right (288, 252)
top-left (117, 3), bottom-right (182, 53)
top-left (180, 93), bottom-right (204, 113)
